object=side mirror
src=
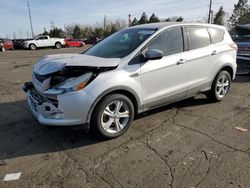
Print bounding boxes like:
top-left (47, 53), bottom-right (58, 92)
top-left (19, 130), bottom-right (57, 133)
top-left (145, 49), bottom-right (163, 60)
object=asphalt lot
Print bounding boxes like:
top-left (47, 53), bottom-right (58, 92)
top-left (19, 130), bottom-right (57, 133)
top-left (0, 48), bottom-right (250, 188)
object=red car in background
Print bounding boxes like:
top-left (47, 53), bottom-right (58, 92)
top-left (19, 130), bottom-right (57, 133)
top-left (0, 38), bottom-right (14, 51)
top-left (64, 39), bottom-right (85, 47)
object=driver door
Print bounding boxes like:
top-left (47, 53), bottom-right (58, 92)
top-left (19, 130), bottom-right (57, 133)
top-left (140, 26), bottom-right (190, 109)
top-left (42, 36), bottom-right (51, 47)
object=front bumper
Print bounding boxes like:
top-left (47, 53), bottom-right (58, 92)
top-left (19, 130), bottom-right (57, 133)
top-left (23, 82), bottom-right (95, 126)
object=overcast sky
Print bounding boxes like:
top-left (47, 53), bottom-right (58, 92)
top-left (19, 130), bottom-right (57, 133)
top-left (1, 0), bottom-right (239, 38)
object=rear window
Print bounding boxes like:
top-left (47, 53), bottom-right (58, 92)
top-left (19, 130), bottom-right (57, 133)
top-left (187, 26), bottom-right (211, 50)
top-left (208, 27), bottom-right (225, 43)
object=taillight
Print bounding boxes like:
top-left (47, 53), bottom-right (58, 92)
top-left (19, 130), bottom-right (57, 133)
top-left (229, 43), bottom-right (237, 50)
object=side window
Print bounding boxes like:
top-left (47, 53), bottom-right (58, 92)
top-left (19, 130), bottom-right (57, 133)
top-left (43, 36), bottom-right (48, 40)
top-left (187, 26), bottom-right (211, 50)
top-left (148, 27), bottom-right (184, 56)
top-left (208, 27), bottom-right (225, 43)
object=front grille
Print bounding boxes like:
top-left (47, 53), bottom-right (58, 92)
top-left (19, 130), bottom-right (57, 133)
top-left (30, 88), bottom-right (45, 104)
top-left (30, 88), bottom-right (59, 107)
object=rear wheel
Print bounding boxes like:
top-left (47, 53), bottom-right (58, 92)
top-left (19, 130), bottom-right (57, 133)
top-left (91, 94), bottom-right (134, 138)
top-left (55, 42), bottom-right (62, 49)
top-left (206, 70), bottom-right (231, 102)
top-left (29, 43), bottom-right (36, 50)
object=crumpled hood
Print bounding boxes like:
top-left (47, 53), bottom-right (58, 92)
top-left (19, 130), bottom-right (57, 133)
top-left (34, 53), bottom-right (120, 75)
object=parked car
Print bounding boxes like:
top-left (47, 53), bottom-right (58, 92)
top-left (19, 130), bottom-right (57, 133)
top-left (23, 23), bottom-right (237, 138)
top-left (235, 35), bottom-right (250, 57)
top-left (0, 39), bottom-right (3, 51)
top-left (23, 35), bottom-right (65, 50)
top-left (82, 36), bottom-right (101, 45)
top-left (230, 25), bottom-right (250, 73)
top-left (12, 39), bottom-right (30, 49)
top-left (64, 38), bottom-right (85, 47)
top-left (0, 38), bottom-right (14, 51)
top-left (235, 35), bottom-right (250, 74)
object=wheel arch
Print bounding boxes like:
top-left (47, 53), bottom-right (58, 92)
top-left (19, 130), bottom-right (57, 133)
top-left (86, 87), bottom-right (141, 126)
top-left (55, 41), bottom-right (62, 45)
top-left (213, 64), bottom-right (234, 82)
top-left (221, 66), bottom-right (234, 80)
top-left (29, 43), bottom-right (36, 48)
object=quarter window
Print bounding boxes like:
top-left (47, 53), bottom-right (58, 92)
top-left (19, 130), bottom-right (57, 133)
top-left (208, 27), bottom-right (225, 43)
top-left (187, 26), bottom-right (211, 50)
top-left (148, 27), bottom-right (184, 56)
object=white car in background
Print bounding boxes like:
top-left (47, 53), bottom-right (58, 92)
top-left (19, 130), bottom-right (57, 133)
top-left (23, 35), bottom-right (65, 50)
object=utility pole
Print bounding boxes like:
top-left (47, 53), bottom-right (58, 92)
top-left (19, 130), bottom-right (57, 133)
top-left (208, 0), bottom-right (213, 23)
top-left (13, 32), bottom-right (16, 39)
top-left (128, 14), bottom-right (132, 27)
top-left (104, 15), bottom-right (107, 30)
top-left (27, 0), bottom-right (34, 38)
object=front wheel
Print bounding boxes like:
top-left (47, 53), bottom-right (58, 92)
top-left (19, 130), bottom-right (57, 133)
top-left (91, 94), bottom-right (134, 138)
top-left (206, 70), bottom-right (231, 102)
top-left (29, 44), bottom-right (36, 50)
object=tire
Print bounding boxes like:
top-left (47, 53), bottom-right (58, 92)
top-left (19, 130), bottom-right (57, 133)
top-left (29, 43), bottom-right (36, 50)
top-left (206, 70), bottom-right (231, 102)
top-left (55, 42), bottom-right (62, 49)
top-left (91, 94), bottom-right (134, 138)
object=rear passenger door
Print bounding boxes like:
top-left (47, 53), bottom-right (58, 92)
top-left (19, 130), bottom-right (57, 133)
top-left (184, 26), bottom-right (217, 96)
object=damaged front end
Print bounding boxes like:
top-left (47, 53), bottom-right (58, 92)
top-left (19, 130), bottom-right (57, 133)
top-left (32, 66), bottom-right (100, 94)
top-left (23, 65), bottom-right (116, 125)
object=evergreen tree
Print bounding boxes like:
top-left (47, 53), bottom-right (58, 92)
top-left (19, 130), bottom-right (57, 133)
top-left (148, 13), bottom-right (160, 23)
top-left (49, 27), bottom-right (64, 38)
top-left (229, 0), bottom-right (249, 28)
top-left (164, 18), bottom-right (171, 22)
top-left (176, 16), bottom-right (184, 22)
top-left (131, 18), bottom-right (138, 26)
top-left (93, 27), bottom-right (104, 38)
top-left (138, 12), bottom-right (148, 25)
top-left (213, 6), bottom-right (225, 25)
top-left (238, 11), bottom-right (250, 24)
top-left (42, 30), bottom-right (49, 36)
top-left (110, 24), bottom-right (118, 34)
top-left (72, 25), bottom-right (82, 39)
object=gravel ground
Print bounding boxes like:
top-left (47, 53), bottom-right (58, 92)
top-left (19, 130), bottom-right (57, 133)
top-left (0, 48), bottom-right (249, 188)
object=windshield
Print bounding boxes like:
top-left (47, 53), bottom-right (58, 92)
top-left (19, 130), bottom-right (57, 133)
top-left (84, 28), bottom-right (156, 58)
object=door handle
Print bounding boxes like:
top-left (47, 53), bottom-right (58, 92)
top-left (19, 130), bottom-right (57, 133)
top-left (211, 50), bottom-right (217, 56)
top-left (177, 59), bottom-right (186, 65)
top-left (130, 72), bottom-right (140, 77)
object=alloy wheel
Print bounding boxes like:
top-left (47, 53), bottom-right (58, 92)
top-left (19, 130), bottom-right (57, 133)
top-left (101, 101), bottom-right (130, 134)
top-left (216, 74), bottom-right (230, 98)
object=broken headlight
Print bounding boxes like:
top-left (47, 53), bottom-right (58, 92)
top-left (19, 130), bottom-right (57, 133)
top-left (54, 72), bottom-right (93, 92)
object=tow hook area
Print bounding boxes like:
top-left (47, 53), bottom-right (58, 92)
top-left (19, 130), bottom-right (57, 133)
top-left (22, 82), bottom-right (34, 92)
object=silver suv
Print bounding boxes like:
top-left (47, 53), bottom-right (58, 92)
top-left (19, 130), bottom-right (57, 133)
top-left (23, 23), bottom-right (237, 138)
